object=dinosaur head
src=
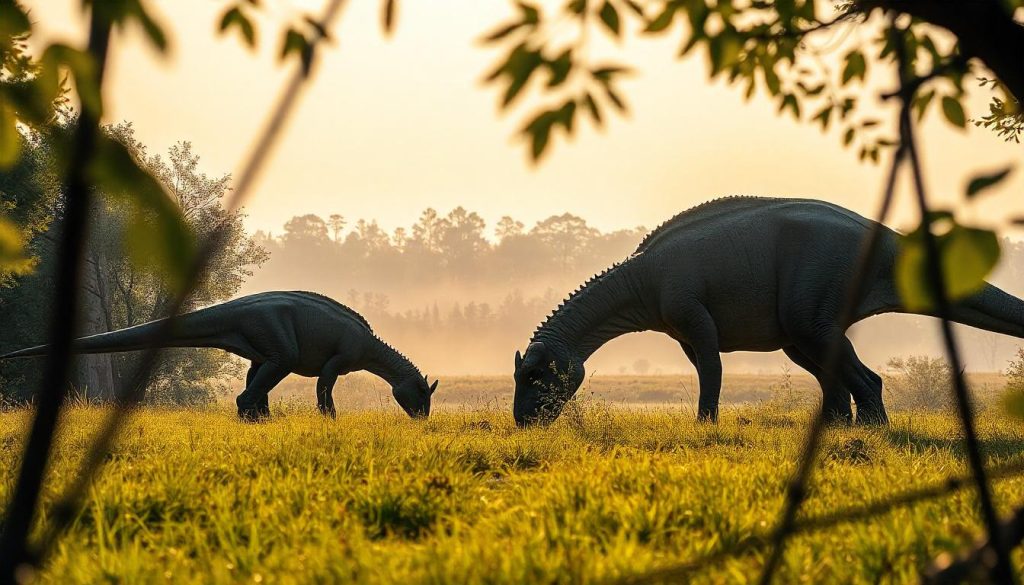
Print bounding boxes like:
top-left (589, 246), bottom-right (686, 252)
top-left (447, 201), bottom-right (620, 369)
top-left (512, 341), bottom-right (584, 427)
top-left (393, 374), bottom-right (438, 418)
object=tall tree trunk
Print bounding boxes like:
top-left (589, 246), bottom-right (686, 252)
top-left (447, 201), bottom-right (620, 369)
top-left (72, 250), bottom-right (116, 401)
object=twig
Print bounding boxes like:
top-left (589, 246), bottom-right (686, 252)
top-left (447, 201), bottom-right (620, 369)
top-left (0, 11), bottom-right (113, 585)
top-left (27, 0), bottom-right (347, 570)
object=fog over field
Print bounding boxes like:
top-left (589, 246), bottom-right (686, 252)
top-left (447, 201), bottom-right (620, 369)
top-left (238, 208), bottom-right (1024, 377)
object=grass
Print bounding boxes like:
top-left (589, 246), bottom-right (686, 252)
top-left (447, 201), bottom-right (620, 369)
top-left (2, 398), bottom-right (1024, 583)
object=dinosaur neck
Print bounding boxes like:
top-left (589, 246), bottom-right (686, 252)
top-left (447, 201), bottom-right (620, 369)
top-left (534, 260), bottom-right (652, 362)
top-left (363, 338), bottom-right (419, 387)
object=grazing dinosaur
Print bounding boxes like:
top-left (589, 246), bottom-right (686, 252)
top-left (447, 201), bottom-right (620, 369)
top-left (0, 291), bottom-right (438, 420)
top-left (513, 197), bottom-right (1024, 426)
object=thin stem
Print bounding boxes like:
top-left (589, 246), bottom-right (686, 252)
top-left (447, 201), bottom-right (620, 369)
top-left (0, 10), bottom-right (112, 583)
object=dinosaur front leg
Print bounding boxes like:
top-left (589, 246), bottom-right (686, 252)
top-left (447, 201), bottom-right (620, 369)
top-left (236, 362), bottom-right (289, 421)
top-left (667, 310), bottom-right (722, 422)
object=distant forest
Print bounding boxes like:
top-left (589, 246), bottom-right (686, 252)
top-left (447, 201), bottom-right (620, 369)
top-left (241, 208), bottom-right (1024, 376)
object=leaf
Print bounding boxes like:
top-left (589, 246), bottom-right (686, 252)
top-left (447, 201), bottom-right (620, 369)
top-left (941, 95), bottom-right (967, 128)
top-left (965, 166), bottom-right (1013, 199)
top-left (645, 4), bottom-right (675, 32)
top-left (518, 1), bottom-right (540, 24)
top-left (135, 4), bottom-right (169, 53)
top-left (708, 32), bottom-right (742, 76)
top-left (0, 215), bottom-right (34, 276)
top-left (599, 1), bottom-right (620, 37)
top-left (0, 99), bottom-right (20, 169)
top-left (219, 6), bottom-right (256, 49)
top-left (896, 218), bottom-right (1000, 312)
top-left (581, 92), bottom-right (602, 127)
top-left (481, 22), bottom-right (524, 43)
top-left (280, 29), bottom-right (313, 76)
top-left (843, 127), bottom-right (855, 146)
top-left (0, 0), bottom-right (31, 39)
top-left (383, 0), bottom-right (396, 34)
top-left (841, 50), bottom-right (866, 85)
top-left (88, 136), bottom-right (196, 291)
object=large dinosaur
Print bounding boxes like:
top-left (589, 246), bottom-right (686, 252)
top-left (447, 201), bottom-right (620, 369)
top-left (513, 197), bottom-right (1024, 426)
top-left (0, 291), bottom-right (438, 420)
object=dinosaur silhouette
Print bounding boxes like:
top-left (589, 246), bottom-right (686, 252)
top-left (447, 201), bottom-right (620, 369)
top-left (513, 197), bottom-right (1024, 426)
top-left (1, 291), bottom-right (437, 420)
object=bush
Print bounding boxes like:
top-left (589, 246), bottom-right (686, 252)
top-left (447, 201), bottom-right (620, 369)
top-left (881, 356), bottom-right (953, 411)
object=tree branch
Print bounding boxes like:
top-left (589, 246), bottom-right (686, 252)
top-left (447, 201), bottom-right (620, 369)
top-left (859, 0), bottom-right (1024, 104)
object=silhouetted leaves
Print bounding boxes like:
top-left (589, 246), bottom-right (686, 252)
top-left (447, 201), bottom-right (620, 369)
top-left (89, 0), bottom-right (168, 53)
top-left (599, 1), bottom-right (620, 37)
top-left (281, 28), bottom-right (314, 76)
top-left (0, 0), bottom-right (30, 39)
top-left (941, 95), bottom-right (966, 128)
top-left (219, 6), bottom-right (257, 49)
top-left (841, 50), bottom-right (866, 85)
top-left (41, 44), bottom-right (102, 117)
top-left (896, 214), bottom-right (1000, 312)
top-left (966, 166), bottom-right (1013, 199)
top-left (0, 100), bottom-right (19, 168)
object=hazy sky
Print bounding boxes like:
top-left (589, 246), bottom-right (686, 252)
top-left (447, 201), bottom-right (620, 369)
top-left (26, 0), bottom-right (1024, 238)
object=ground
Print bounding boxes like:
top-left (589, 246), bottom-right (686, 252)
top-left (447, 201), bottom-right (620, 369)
top-left (1, 376), bottom-right (1023, 583)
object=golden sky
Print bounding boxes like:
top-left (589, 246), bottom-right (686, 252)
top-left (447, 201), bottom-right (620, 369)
top-left (26, 0), bottom-right (1024, 238)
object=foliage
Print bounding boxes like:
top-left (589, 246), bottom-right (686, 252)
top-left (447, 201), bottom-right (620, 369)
top-left (1, 405), bottom-right (1023, 583)
top-left (1001, 347), bottom-right (1024, 421)
top-left (881, 355), bottom-right (954, 411)
top-left (0, 125), bottom-right (267, 404)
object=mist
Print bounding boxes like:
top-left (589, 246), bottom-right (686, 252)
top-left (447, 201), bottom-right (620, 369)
top-left (236, 207), bottom-right (1024, 376)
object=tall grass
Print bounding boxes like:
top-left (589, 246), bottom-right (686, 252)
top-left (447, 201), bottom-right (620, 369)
top-left (1, 403), bottom-right (1023, 583)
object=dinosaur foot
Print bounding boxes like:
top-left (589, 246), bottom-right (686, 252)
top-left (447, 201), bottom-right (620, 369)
top-left (237, 404), bottom-right (271, 423)
top-left (854, 409), bottom-right (889, 426)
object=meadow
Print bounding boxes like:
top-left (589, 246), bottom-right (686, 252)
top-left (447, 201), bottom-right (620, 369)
top-left (2, 373), bottom-right (1024, 584)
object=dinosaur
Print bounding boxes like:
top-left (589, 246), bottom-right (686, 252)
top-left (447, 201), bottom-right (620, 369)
top-left (513, 197), bottom-right (1024, 426)
top-left (0, 291), bottom-right (438, 420)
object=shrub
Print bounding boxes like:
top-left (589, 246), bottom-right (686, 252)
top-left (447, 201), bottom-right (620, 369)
top-left (881, 356), bottom-right (953, 411)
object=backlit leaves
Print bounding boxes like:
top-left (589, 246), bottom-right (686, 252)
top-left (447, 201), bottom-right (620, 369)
top-left (281, 28), bottom-right (314, 76)
top-left (0, 214), bottom-right (35, 276)
top-left (841, 50), bottom-right (866, 85)
top-left (87, 0), bottom-right (168, 53)
top-left (0, 100), bottom-right (19, 168)
top-left (0, 0), bottom-right (30, 40)
top-left (896, 214), bottom-right (1000, 312)
top-left (599, 1), bottom-right (621, 37)
top-left (941, 95), bottom-right (967, 128)
top-left (88, 136), bottom-right (196, 292)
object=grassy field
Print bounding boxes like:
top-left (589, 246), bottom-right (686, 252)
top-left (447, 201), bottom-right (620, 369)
top-left (2, 395), bottom-right (1024, 583)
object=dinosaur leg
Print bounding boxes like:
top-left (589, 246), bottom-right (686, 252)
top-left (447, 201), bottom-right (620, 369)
top-left (666, 313), bottom-right (721, 422)
top-left (848, 354), bottom-right (887, 425)
top-left (236, 362), bottom-right (288, 422)
top-left (244, 362), bottom-right (270, 417)
top-left (790, 334), bottom-right (883, 425)
top-left (317, 373), bottom-right (339, 419)
top-left (782, 346), bottom-right (853, 421)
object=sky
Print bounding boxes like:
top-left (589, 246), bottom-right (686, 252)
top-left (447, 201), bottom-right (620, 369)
top-left (24, 0), bottom-right (1024, 239)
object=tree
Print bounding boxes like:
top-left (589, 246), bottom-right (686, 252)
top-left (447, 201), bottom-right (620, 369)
top-left (327, 213), bottom-right (346, 242)
top-left (283, 213), bottom-right (330, 245)
top-left (495, 215), bottom-right (525, 241)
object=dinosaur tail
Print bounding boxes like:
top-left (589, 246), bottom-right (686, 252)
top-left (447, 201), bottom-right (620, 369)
top-left (0, 311), bottom-right (216, 360)
top-left (943, 283), bottom-right (1024, 339)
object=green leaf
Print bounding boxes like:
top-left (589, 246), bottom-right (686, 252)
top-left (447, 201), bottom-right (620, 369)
top-left (708, 32), bottom-right (742, 76)
top-left (941, 95), bottom-right (967, 128)
top-left (842, 127), bottom-right (855, 146)
top-left (481, 22), bottom-right (524, 43)
top-left (599, 1), bottom-right (620, 37)
top-left (0, 99), bottom-right (20, 169)
top-left (0, 215), bottom-right (34, 276)
top-left (546, 50), bottom-right (572, 87)
top-left (645, 4), bottom-right (676, 32)
top-left (0, 0), bottom-right (31, 38)
top-left (88, 136), bottom-right (196, 291)
top-left (841, 50), bottom-right (866, 85)
top-left (965, 166), bottom-right (1013, 198)
top-left (135, 4), bottom-right (168, 53)
top-left (896, 218), bottom-right (1001, 312)
top-left (581, 92), bottom-right (602, 127)
top-left (518, 1), bottom-right (540, 25)
top-left (219, 6), bottom-right (256, 49)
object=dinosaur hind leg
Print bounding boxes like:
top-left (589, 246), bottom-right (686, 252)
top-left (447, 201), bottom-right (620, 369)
top-left (236, 362), bottom-right (288, 422)
top-left (790, 334), bottom-right (886, 425)
top-left (782, 345), bottom-right (853, 423)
